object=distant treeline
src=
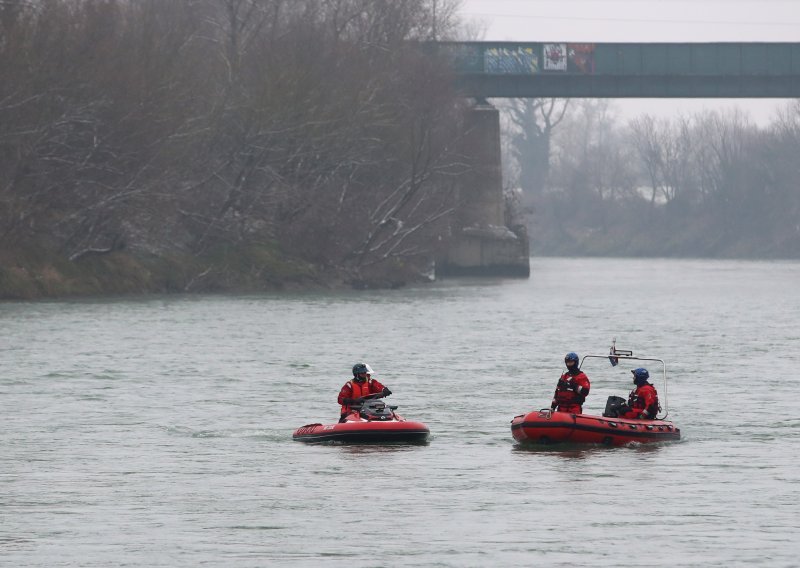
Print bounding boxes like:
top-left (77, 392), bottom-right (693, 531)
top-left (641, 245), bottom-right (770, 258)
top-left (0, 0), bottom-right (468, 298)
top-left (4, 2), bottom-right (794, 300)
top-left (505, 99), bottom-right (800, 258)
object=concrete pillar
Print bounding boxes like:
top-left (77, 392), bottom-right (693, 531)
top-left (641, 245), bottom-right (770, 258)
top-left (436, 100), bottom-right (530, 278)
top-left (458, 100), bottom-right (505, 228)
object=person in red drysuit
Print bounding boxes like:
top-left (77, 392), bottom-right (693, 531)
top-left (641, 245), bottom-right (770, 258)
top-left (620, 368), bottom-right (660, 419)
top-left (551, 352), bottom-right (591, 414)
top-left (337, 363), bottom-right (391, 422)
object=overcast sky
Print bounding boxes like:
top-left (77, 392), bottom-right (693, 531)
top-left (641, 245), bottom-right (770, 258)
top-left (459, 0), bottom-right (800, 124)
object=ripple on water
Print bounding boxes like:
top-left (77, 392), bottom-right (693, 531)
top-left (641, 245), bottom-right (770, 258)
top-left (3, 258), bottom-right (800, 567)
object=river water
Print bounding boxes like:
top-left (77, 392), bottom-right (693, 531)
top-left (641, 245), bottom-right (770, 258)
top-left (2, 257), bottom-right (799, 567)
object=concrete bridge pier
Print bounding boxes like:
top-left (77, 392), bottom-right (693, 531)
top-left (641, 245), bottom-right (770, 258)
top-left (436, 100), bottom-right (530, 278)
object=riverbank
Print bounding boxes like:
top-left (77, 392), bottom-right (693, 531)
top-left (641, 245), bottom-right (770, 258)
top-left (0, 245), bottom-right (324, 300)
top-left (5, 232), bottom-right (796, 300)
top-left (0, 243), bottom-right (437, 300)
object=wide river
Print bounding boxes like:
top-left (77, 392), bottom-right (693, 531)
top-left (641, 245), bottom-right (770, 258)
top-left (2, 257), bottom-right (798, 567)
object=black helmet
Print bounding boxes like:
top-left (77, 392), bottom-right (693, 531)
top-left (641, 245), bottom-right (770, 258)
top-left (352, 363), bottom-right (373, 377)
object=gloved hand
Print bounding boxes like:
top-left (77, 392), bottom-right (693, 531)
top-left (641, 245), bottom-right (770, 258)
top-left (382, 387), bottom-right (392, 397)
top-left (557, 378), bottom-right (569, 389)
top-left (551, 401), bottom-right (557, 411)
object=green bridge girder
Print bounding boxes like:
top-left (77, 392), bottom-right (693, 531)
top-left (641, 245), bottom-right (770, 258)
top-left (434, 42), bottom-right (800, 98)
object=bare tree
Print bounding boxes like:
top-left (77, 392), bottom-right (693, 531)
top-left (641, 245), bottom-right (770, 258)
top-left (503, 98), bottom-right (569, 202)
top-left (0, 0), bottom-right (474, 294)
top-left (629, 114), bottom-right (698, 210)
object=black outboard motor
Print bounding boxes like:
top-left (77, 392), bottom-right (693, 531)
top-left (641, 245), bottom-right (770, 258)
top-left (603, 396), bottom-right (628, 418)
top-left (355, 399), bottom-right (396, 421)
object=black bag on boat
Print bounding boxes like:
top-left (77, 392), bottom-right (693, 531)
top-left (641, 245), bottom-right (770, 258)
top-left (603, 396), bottom-right (628, 418)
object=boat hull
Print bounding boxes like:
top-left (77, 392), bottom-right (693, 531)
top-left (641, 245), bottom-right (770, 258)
top-left (511, 409), bottom-right (680, 446)
top-left (293, 420), bottom-right (430, 444)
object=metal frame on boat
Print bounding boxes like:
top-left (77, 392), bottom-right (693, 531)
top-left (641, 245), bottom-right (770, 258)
top-left (583, 338), bottom-right (671, 420)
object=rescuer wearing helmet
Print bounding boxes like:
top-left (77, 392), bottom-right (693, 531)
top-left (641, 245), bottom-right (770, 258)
top-left (620, 368), bottom-right (660, 420)
top-left (551, 352), bottom-right (591, 414)
top-left (337, 363), bottom-right (392, 422)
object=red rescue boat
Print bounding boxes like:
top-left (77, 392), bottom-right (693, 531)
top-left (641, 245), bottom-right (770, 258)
top-left (511, 409), bottom-right (680, 446)
top-left (293, 398), bottom-right (429, 444)
top-left (512, 340), bottom-right (681, 446)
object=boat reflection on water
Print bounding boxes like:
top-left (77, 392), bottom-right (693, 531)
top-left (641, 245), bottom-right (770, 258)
top-left (511, 439), bottom-right (668, 460)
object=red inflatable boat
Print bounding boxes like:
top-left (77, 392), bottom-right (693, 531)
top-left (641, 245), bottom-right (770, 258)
top-left (293, 398), bottom-right (429, 444)
top-left (512, 340), bottom-right (681, 446)
top-left (511, 409), bottom-right (680, 446)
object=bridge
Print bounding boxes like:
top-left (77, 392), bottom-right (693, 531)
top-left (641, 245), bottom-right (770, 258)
top-left (437, 41), bottom-right (800, 98)
top-left (434, 42), bottom-right (800, 279)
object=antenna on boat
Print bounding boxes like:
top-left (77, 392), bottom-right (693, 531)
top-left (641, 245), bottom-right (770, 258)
top-left (608, 337), bottom-right (632, 366)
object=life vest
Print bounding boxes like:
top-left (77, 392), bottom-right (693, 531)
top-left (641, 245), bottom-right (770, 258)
top-left (627, 384), bottom-right (660, 419)
top-left (553, 388), bottom-right (582, 408)
top-left (553, 371), bottom-right (590, 411)
top-left (340, 379), bottom-right (376, 415)
top-left (350, 380), bottom-right (372, 398)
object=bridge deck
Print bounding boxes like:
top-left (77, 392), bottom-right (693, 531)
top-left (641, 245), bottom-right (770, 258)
top-left (434, 42), bottom-right (800, 98)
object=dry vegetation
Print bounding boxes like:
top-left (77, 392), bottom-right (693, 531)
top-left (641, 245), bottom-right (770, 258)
top-left (0, 0), bottom-right (468, 298)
